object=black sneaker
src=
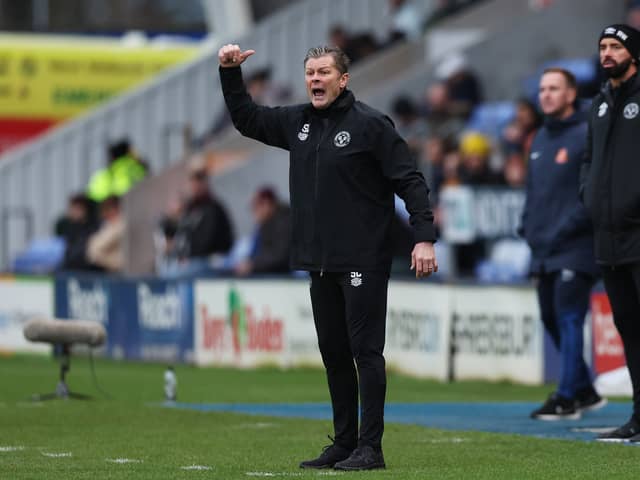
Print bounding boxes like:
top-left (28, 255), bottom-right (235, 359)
top-left (530, 393), bottom-right (580, 420)
top-left (333, 446), bottom-right (385, 471)
top-left (574, 388), bottom-right (607, 413)
top-left (299, 438), bottom-right (352, 469)
top-left (597, 416), bottom-right (640, 442)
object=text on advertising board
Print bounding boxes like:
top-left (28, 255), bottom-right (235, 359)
top-left (200, 288), bottom-right (283, 355)
top-left (67, 278), bottom-right (107, 324)
top-left (591, 292), bottom-right (625, 374)
top-left (453, 312), bottom-right (536, 355)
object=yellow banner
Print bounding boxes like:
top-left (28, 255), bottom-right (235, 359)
top-left (0, 35), bottom-right (198, 119)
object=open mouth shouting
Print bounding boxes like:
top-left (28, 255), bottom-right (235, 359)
top-left (312, 87), bottom-right (326, 101)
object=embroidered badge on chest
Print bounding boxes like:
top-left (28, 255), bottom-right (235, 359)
top-left (624, 102), bottom-right (639, 119)
top-left (334, 131), bottom-right (351, 147)
top-left (555, 147), bottom-right (569, 164)
top-left (598, 102), bottom-right (608, 117)
top-left (298, 123), bottom-right (310, 141)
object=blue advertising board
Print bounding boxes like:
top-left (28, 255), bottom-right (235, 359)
top-left (54, 274), bottom-right (194, 363)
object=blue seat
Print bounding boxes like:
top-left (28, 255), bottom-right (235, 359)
top-left (12, 236), bottom-right (65, 274)
top-left (465, 101), bottom-right (516, 140)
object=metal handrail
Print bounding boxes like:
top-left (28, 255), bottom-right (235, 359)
top-left (1, 206), bottom-right (34, 269)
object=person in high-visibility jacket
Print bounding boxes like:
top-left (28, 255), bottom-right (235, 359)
top-left (87, 140), bottom-right (148, 203)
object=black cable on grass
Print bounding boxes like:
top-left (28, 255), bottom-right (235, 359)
top-left (89, 349), bottom-right (112, 399)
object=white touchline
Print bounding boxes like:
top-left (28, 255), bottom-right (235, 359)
top-left (425, 437), bottom-right (468, 443)
top-left (245, 473), bottom-right (303, 477)
top-left (0, 446), bottom-right (25, 452)
top-left (234, 422), bottom-right (278, 429)
top-left (41, 452), bottom-right (72, 458)
top-left (180, 465), bottom-right (212, 470)
top-left (106, 458), bottom-right (143, 464)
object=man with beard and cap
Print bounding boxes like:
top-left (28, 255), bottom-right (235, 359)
top-left (218, 43), bottom-right (437, 470)
top-left (580, 24), bottom-right (640, 442)
top-left (523, 68), bottom-right (604, 421)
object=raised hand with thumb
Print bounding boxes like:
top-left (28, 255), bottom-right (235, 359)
top-left (218, 44), bottom-right (256, 68)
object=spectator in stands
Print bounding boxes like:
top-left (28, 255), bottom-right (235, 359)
top-left (87, 195), bottom-right (125, 273)
top-left (329, 25), bottom-right (361, 64)
top-left (218, 43), bottom-right (436, 471)
top-left (421, 135), bottom-right (457, 203)
top-left (435, 52), bottom-right (483, 119)
top-left (328, 25), bottom-right (381, 65)
top-left (58, 193), bottom-right (100, 272)
top-left (628, 2), bottom-right (640, 30)
top-left (420, 82), bottom-right (466, 141)
top-left (234, 186), bottom-right (291, 276)
top-left (449, 132), bottom-right (501, 277)
top-left (160, 164), bottom-right (234, 278)
top-left (502, 153), bottom-right (526, 188)
top-left (582, 24), bottom-right (640, 442)
top-left (390, 95), bottom-right (429, 162)
top-left (387, 0), bottom-right (426, 43)
top-left (501, 98), bottom-right (542, 156)
top-left (156, 197), bottom-right (183, 269)
top-left (458, 131), bottom-right (503, 185)
top-left (87, 139), bottom-right (148, 203)
top-left (347, 32), bottom-right (381, 63)
top-left (440, 149), bottom-right (462, 189)
top-left (522, 68), bottom-right (603, 421)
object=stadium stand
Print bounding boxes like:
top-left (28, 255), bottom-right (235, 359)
top-left (0, 0), bottom-right (625, 276)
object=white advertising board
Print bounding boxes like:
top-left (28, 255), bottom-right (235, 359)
top-left (0, 277), bottom-right (53, 353)
top-left (386, 282), bottom-right (452, 380)
top-left (194, 279), bottom-right (320, 368)
top-left (451, 286), bottom-right (543, 384)
top-left (195, 279), bottom-right (453, 380)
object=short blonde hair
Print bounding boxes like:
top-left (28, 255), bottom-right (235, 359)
top-left (304, 46), bottom-right (351, 74)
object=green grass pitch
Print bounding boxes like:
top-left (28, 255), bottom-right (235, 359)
top-left (1, 354), bottom-right (639, 479)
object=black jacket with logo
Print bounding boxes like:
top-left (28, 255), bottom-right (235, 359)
top-left (220, 66), bottom-right (436, 272)
top-left (581, 73), bottom-right (640, 266)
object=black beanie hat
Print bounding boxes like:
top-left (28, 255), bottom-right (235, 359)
top-left (599, 24), bottom-right (640, 60)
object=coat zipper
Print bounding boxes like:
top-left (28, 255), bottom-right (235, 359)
top-left (313, 112), bottom-right (348, 276)
top-left (316, 118), bottom-right (329, 275)
top-left (605, 94), bottom-right (618, 266)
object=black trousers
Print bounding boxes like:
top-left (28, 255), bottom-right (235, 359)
top-left (310, 271), bottom-right (388, 451)
top-left (601, 262), bottom-right (640, 417)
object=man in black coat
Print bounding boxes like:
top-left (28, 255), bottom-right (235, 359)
top-left (169, 167), bottom-right (234, 276)
top-left (522, 68), bottom-right (604, 421)
top-left (581, 24), bottom-right (640, 442)
top-left (218, 43), bottom-right (437, 470)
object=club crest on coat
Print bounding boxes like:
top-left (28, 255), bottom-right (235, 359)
top-left (334, 131), bottom-right (351, 147)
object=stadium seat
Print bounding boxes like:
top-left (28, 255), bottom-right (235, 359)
top-left (465, 101), bottom-right (516, 141)
top-left (12, 236), bottom-right (65, 274)
top-left (475, 238), bottom-right (531, 283)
